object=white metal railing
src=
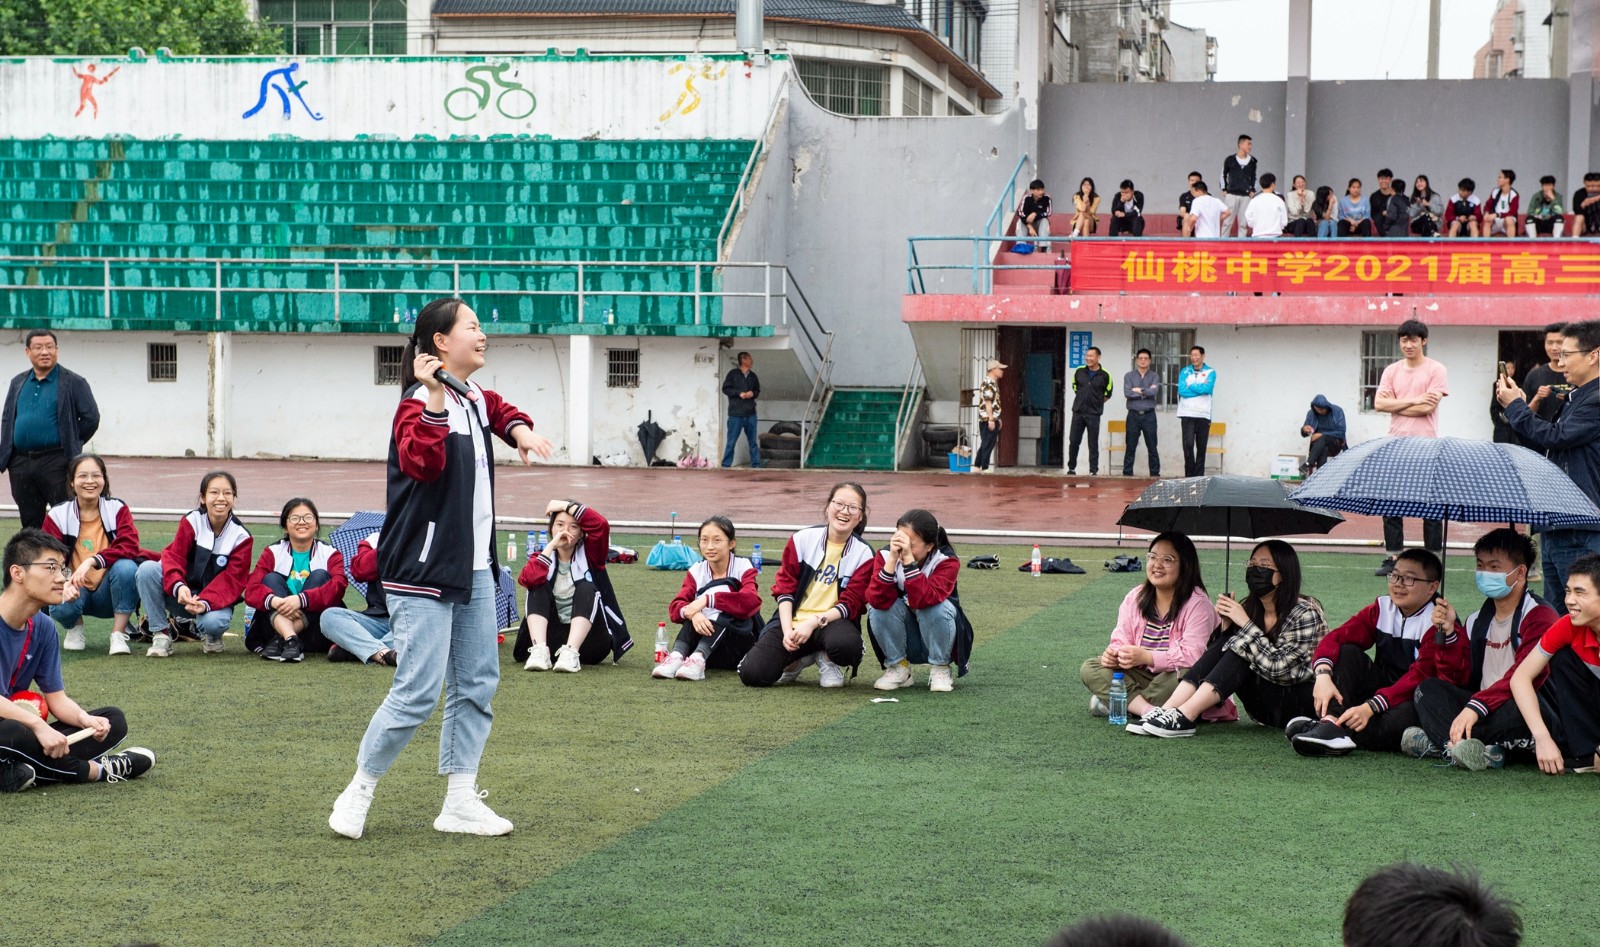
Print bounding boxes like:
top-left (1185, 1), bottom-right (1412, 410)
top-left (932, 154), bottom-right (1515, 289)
top-left (799, 331), bottom-right (836, 469)
top-left (892, 355), bottom-right (924, 472)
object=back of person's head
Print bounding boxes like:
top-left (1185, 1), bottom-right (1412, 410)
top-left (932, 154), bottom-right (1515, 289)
top-left (1397, 318), bottom-right (1429, 341)
top-left (1343, 863), bottom-right (1521, 947)
top-left (1191, 180), bottom-right (1208, 194)
top-left (1459, 177), bottom-right (1476, 193)
top-left (1395, 548), bottom-right (1443, 583)
top-left (3, 528), bottom-right (69, 588)
top-left (1045, 914), bottom-right (1189, 947)
top-left (1564, 319), bottom-right (1600, 354)
top-left (1260, 172), bottom-right (1277, 189)
top-left (1474, 527), bottom-right (1535, 571)
top-left (1540, 174), bottom-right (1557, 187)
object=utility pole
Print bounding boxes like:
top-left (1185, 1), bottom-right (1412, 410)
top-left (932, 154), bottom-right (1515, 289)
top-left (1426, 0), bottom-right (1441, 79)
top-left (736, 0), bottom-right (764, 55)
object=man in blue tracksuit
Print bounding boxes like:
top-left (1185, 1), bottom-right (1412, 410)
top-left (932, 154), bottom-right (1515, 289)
top-left (1300, 394), bottom-right (1346, 474)
top-left (1177, 346), bottom-right (1217, 477)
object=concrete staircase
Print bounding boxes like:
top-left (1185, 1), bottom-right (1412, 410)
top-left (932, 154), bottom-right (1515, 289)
top-left (807, 388), bottom-right (904, 470)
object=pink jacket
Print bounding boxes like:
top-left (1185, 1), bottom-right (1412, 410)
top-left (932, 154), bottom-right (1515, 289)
top-left (1108, 585), bottom-right (1217, 673)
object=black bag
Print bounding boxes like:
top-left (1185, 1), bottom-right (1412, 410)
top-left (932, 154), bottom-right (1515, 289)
top-left (1017, 557), bottom-right (1085, 574)
top-left (966, 554), bottom-right (1001, 570)
top-left (1105, 554), bottom-right (1142, 573)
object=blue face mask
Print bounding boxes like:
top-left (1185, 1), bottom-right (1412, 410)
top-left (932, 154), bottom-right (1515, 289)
top-left (1475, 568), bottom-right (1520, 600)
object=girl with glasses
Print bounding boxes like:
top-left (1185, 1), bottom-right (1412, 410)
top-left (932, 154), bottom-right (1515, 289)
top-left (43, 454), bottom-right (147, 656)
top-left (243, 498), bottom-right (348, 664)
top-left (134, 470), bottom-right (252, 658)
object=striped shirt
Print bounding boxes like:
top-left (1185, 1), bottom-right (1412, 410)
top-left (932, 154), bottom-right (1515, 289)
top-left (1140, 616), bottom-right (1174, 652)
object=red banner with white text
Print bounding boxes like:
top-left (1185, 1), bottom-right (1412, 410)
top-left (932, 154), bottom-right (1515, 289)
top-left (1068, 239), bottom-right (1600, 295)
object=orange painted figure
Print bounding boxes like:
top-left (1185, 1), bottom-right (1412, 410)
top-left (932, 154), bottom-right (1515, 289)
top-left (72, 64), bottom-right (119, 118)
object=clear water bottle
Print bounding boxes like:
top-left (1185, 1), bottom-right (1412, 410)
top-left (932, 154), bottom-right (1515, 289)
top-left (654, 621), bottom-right (669, 663)
top-left (243, 604), bottom-right (256, 628)
top-left (1031, 544), bottom-right (1042, 578)
top-left (673, 535), bottom-right (682, 546)
top-left (505, 532), bottom-right (517, 562)
top-left (752, 543), bottom-right (763, 573)
top-left (492, 307), bottom-right (500, 323)
top-left (392, 306), bottom-right (401, 323)
top-left (538, 530), bottom-right (548, 553)
top-left (526, 530), bottom-right (537, 557)
top-left (1108, 672), bottom-right (1129, 726)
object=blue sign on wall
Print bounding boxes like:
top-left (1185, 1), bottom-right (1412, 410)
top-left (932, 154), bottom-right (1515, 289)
top-left (1069, 331), bottom-right (1092, 368)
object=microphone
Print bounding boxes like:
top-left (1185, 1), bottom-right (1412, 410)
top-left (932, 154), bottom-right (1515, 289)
top-left (435, 369), bottom-right (479, 402)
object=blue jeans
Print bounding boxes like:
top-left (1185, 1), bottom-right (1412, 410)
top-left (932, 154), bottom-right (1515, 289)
top-left (869, 597), bottom-right (957, 666)
top-left (1316, 219), bottom-right (1337, 238)
top-left (722, 413), bottom-right (761, 467)
top-left (134, 558), bottom-right (234, 641)
top-left (321, 608), bottom-right (393, 663)
top-left (355, 570), bottom-right (499, 777)
top-left (49, 557), bottom-right (139, 627)
top-left (1541, 529), bottom-right (1600, 603)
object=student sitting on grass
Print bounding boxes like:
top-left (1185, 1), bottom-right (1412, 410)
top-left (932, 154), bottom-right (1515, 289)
top-left (1343, 862), bottom-right (1521, 947)
top-left (515, 499), bottom-right (631, 673)
top-left (1508, 553), bottom-right (1600, 775)
top-left (1288, 548), bottom-right (1469, 756)
top-left (866, 508), bottom-right (974, 694)
top-left (1133, 540), bottom-right (1327, 738)
top-left (1404, 529), bottom-right (1557, 770)
top-left (0, 529), bottom-right (155, 793)
top-left (1080, 532), bottom-right (1215, 721)
top-left (243, 498), bottom-right (348, 664)
top-left (43, 453), bottom-right (148, 656)
top-left (655, 515), bottom-right (762, 681)
top-left (134, 469), bottom-right (253, 659)
top-left (320, 530), bottom-right (396, 666)
top-left (739, 481), bottom-right (875, 688)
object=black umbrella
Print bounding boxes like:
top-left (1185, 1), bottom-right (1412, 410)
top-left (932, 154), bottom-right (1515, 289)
top-left (1117, 474), bottom-right (1345, 591)
top-left (637, 411), bottom-right (669, 464)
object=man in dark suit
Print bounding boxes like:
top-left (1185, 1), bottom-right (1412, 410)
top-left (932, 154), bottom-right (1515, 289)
top-left (0, 331), bottom-right (100, 527)
top-left (1108, 179), bottom-right (1146, 236)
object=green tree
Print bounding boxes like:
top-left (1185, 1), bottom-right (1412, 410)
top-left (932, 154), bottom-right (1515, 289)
top-left (0, 0), bottom-right (283, 56)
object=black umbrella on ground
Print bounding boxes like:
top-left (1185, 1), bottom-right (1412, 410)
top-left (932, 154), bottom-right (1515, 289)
top-left (637, 412), bottom-right (669, 464)
top-left (1117, 474), bottom-right (1345, 592)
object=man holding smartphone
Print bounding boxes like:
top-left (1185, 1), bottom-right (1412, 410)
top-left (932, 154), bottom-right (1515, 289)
top-left (1521, 322), bottom-right (1571, 433)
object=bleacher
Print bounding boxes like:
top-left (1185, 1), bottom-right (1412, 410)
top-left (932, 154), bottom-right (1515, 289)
top-left (0, 137), bottom-right (761, 334)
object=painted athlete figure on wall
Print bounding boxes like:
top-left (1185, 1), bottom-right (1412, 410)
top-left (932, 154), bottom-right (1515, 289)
top-left (71, 64), bottom-right (119, 118)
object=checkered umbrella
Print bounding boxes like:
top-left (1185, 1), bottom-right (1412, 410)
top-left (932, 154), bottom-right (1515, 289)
top-left (327, 510), bottom-right (521, 631)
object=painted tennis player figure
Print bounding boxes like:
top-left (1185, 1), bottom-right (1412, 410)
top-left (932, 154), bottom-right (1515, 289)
top-left (72, 64), bottom-right (119, 119)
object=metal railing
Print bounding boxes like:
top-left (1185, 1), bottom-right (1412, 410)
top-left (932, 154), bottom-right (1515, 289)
top-left (717, 71), bottom-right (789, 260)
top-left (799, 332), bottom-right (835, 469)
top-left (982, 153), bottom-right (1031, 244)
top-left (905, 235), bottom-right (1066, 294)
top-left (892, 354), bottom-right (924, 472)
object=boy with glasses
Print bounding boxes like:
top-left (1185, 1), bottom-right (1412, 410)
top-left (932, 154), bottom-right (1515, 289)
top-left (0, 528), bottom-right (154, 792)
top-left (1288, 548), bottom-right (1469, 756)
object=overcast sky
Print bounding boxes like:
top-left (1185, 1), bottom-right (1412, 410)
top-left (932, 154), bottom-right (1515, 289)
top-left (1166, 0), bottom-right (1501, 81)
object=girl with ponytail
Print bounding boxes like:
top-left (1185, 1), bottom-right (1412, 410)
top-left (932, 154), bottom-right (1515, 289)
top-left (865, 508), bottom-right (974, 693)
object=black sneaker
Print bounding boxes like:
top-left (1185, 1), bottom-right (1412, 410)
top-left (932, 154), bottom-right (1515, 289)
top-left (1144, 711), bottom-right (1197, 739)
top-left (99, 747), bottom-right (155, 783)
top-left (374, 649), bottom-right (399, 667)
top-left (1564, 756), bottom-right (1598, 774)
top-left (327, 644), bottom-right (359, 663)
top-left (1283, 716), bottom-right (1317, 741)
top-left (281, 635), bottom-right (305, 663)
top-left (1374, 556), bottom-right (1397, 577)
top-left (261, 636), bottom-right (285, 661)
top-left (0, 759), bottom-right (37, 793)
top-left (1292, 720), bottom-right (1357, 757)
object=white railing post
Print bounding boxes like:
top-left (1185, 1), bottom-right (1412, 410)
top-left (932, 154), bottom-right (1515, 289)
top-left (102, 259), bottom-right (111, 319)
top-left (332, 260), bottom-right (341, 322)
top-left (693, 263), bottom-right (702, 325)
top-left (576, 262), bottom-right (585, 323)
top-left (213, 259), bottom-right (222, 321)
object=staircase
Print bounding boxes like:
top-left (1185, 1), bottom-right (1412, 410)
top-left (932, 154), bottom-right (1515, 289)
top-left (807, 388), bottom-right (903, 470)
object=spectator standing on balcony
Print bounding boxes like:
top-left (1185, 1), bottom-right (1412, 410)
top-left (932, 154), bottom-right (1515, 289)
top-left (1070, 177), bottom-right (1099, 237)
top-left (1244, 173), bottom-right (1287, 238)
top-left (1284, 175), bottom-right (1316, 237)
top-left (1312, 185), bottom-right (1338, 238)
top-left (1123, 348), bottom-right (1161, 478)
top-left (0, 331), bottom-right (99, 530)
top-left (1019, 179), bottom-right (1051, 246)
top-left (1183, 181), bottom-right (1229, 239)
top-left (720, 351), bottom-right (761, 469)
top-left (1525, 175), bottom-right (1565, 238)
top-left (1220, 134), bottom-right (1257, 237)
top-left (1482, 169), bottom-right (1521, 238)
top-left (1108, 180), bottom-right (1145, 237)
top-left (1409, 176), bottom-right (1443, 236)
top-left (1176, 170), bottom-right (1201, 234)
top-left (1177, 346), bottom-right (1216, 478)
top-left (1337, 179), bottom-right (1376, 237)
top-left (1067, 347), bottom-right (1112, 476)
top-left (1573, 173), bottom-right (1600, 236)
top-left (1521, 322), bottom-right (1570, 430)
top-left (1374, 319), bottom-right (1449, 575)
top-left (1444, 178), bottom-right (1483, 238)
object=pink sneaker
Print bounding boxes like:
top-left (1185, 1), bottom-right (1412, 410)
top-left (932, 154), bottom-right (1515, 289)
top-left (675, 653), bottom-right (707, 681)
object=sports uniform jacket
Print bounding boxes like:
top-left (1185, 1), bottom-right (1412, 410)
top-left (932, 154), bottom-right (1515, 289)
top-left (160, 509), bottom-right (254, 610)
top-left (1460, 591), bottom-right (1557, 720)
top-left (770, 525), bottom-right (876, 623)
top-left (42, 495), bottom-right (154, 569)
top-left (864, 543), bottom-right (975, 675)
top-left (244, 539), bottom-right (348, 614)
top-left (669, 555), bottom-right (764, 654)
top-left (1312, 596), bottom-right (1469, 713)
top-left (518, 503), bottom-right (632, 662)
top-left (349, 531), bottom-right (387, 619)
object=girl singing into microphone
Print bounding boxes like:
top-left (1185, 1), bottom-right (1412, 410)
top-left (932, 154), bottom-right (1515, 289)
top-left (329, 297), bottom-right (552, 840)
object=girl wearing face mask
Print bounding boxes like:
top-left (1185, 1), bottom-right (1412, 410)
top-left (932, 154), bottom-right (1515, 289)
top-left (1133, 540), bottom-right (1327, 738)
top-left (515, 499), bottom-right (632, 673)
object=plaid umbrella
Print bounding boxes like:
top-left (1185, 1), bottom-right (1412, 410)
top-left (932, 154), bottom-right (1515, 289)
top-left (327, 510), bottom-right (521, 631)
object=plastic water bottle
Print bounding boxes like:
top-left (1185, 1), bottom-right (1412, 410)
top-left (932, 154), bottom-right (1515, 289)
top-left (492, 307), bottom-right (500, 324)
top-left (538, 530), bottom-right (548, 553)
top-left (654, 622), bottom-right (669, 663)
top-left (506, 532), bottom-right (517, 562)
top-left (752, 543), bottom-right (763, 573)
top-left (243, 604), bottom-right (256, 628)
top-left (526, 530), bottom-right (537, 557)
top-left (392, 306), bottom-right (401, 323)
top-left (673, 534), bottom-right (682, 546)
top-left (1108, 672), bottom-right (1129, 726)
top-left (1031, 544), bottom-right (1042, 578)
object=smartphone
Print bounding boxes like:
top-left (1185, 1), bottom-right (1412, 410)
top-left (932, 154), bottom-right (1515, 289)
top-left (1497, 360), bottom-right (1507, 381)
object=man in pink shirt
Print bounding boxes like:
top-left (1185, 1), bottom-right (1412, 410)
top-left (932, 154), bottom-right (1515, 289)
top-left (1374, 319), bottom-right (1449, 575)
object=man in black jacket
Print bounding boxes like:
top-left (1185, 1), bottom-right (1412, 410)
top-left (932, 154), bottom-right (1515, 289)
top-left (0, 331), bottom-right (99, 528)
top-left (1067, 347), bottom-right (1113, 476)
top-left (720, 351), bottom-right (762, 468)
top-left (1108, 179), bottom-right (1145, 236)
top-left (1220, 135), bottom-right (1257, 236)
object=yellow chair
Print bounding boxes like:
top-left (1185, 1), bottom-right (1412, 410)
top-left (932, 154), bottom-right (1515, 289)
top-left (1206, 422), bottom-right (1227, 472)
top-left (1106, 419), bottom-right (1127, 469)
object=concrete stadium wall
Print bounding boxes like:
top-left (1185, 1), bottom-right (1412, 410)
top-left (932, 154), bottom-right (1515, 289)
top-left (1, 53), bottom-right (785, 140)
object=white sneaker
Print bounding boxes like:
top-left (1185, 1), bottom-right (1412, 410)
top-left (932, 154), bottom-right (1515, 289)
top-left (777, 651), bottom-right (817, 684)
top-left (675, 653), bottom-right (707, 681)
top-left (1089, 695), bottom-right (1108, 717)
top-left (816, 653), bottom-right (846, 688)
top-left (552, 644), bottom-right (581, 673)
top-left (62, 624), bottom-right (86, 651)
top-left (434, 788), bottom-right (514, 836)
top-left (873, 663), bottom-right (914, 691)
top-left (328, 781), bottom-right (375, 840)
top-left (523, 643), bottom-right (552, 671)
top-left (928, 664), bottom-right (954, 692)
top-left (652, 652), bottom-right (685, 679)
top-left (108, 631), bottom-right (131, 656)
top-left (146, 633), bottom-right (173, 658)
top-left (202, 637), bottom-right (225, 654)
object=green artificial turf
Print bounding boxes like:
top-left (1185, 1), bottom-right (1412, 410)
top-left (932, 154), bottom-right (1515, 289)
top-left (3, 524), bottom-right (1582, 947)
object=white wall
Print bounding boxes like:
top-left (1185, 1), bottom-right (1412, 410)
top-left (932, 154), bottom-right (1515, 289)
top-left (586, 337), bottom-right (724, 465)
top-left (34, 331), bottom-right (212, 458)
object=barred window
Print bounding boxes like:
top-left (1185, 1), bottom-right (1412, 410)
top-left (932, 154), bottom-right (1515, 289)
top-left (1360, 331), bottom-right (1402, 412)
top-left (147, 343), bottom-right (177, 382)
top-left (1131, 328), bottom-right (1196, 409)
top-left (796, 59), bottom-right (886, 117)
top-left (607, 349), bottom-right (640, 389)
top-left (258, 0), bottom-right (407, 55)
top-left (374, 345), bottom-right (403, 385)
top-left (903, 73), bottom-right (935, 116)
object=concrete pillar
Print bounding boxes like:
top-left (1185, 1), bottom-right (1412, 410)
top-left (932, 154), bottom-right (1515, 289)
top-left (207, 332), bottom-right (231, 458)
top-left (1565, 0), bottom-right (1595, 190)
top-left (1015, 0), bottom-right (1045, 130)
top-left (568, 335), bottom-right (592, 465)
top-left (1283, 0), bottom-right (1312, 182)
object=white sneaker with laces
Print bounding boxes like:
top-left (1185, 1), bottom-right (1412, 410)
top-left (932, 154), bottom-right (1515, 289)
top-left (652, 652), bottom-right (685, 679)
top-left (63, 624), bottom-right (86, 651)
top-left (1089, 695), bottom-right (1108, 717)
top-left (816, 653), bottom-right (846, 688)
top-left (434, 788), bottom-right (514, 836)
top-left (108, 632), bottom-right (131, 656)
top-left (329, 781), bottom-right (376, 840)
top-left (523, 644), bottom-right (552, 671)
top-left (146, 633), bottom-right (173, 658)
top-left (552, 644), bottom-right (582, 673)
top-left (873, 663), bottom-right (914, 691)
top-left (928, 664), bottom-right (954, 692)
top-left (675, 653), bottom-right (707, 681)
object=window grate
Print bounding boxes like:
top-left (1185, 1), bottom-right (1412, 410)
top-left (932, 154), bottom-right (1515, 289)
top-left (1131, 328), bottom-right (1196, 409)
top-left (607, 349), bottom-right (640, 389)
top-left (147, 343), bottom-right (177, 382)
top-left (1360, 331), bottom-right (1402, 412)
top-left (374, 345), bottom-right (403, 386)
